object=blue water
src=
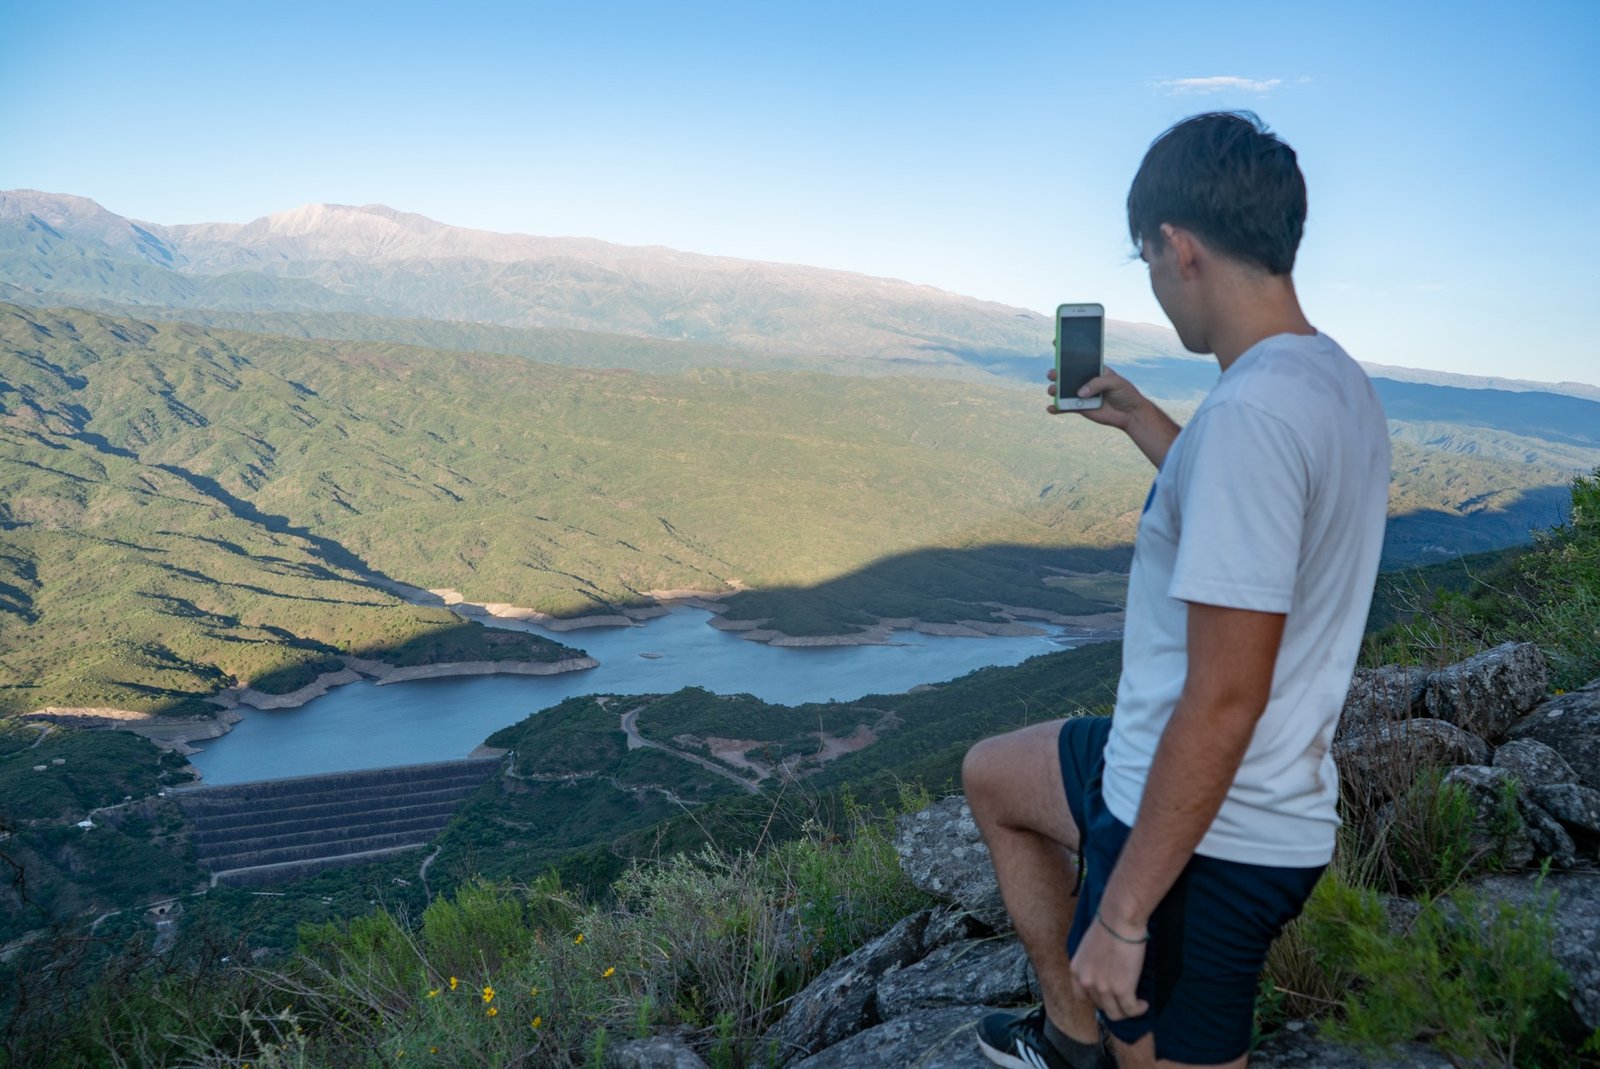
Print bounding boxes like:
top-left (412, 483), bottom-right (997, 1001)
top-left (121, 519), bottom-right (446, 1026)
top-left (186, 607), bottom-right (1085, 785)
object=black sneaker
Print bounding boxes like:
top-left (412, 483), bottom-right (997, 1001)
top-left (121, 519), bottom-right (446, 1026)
top-left (975, 1006), bottom-right (1073, 1069)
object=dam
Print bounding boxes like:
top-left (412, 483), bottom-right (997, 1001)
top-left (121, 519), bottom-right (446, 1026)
top-left (172, 757), bottom-right (501, 887)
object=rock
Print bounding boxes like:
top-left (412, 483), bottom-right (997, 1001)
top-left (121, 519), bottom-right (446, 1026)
top-left (1519, 798), bottom-right (1580, 868)
top-left (1528, 783), bottom-right (1600, 839)
top-left (785, 1005), bottom-right (1001, 1069)
top-left (1473, 872), bottom-right (1600, 1030)
top-left (1334, 719), bottom-right (1490, 798)
top-left (1438, 766), bottom-right (1534, 869)
top-left (1251, 1021), bottom-right (1455, 1068)
top-left (606, 1034), bottom-right (709, 1069)
top-left (1492, 738), bottom-right (1579, 787)
top-left (1340, 665), bottom-right (1429, 737)
top-left (876, 938), bottom-right (1036, 1019)
top-left (1425, 642), bottom-right (1548, 739)
top-left (765, 911), bottom-right (931, 1064)
top-left (922, 905), bottom-right (986, 951)
top-left (893, 796), bottom-right (1008, 931)
top-left (1508, 678), bottom-right (1600, 790)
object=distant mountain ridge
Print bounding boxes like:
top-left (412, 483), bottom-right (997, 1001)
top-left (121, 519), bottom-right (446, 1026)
top-left (2, 189), bottom-right (1128, 373)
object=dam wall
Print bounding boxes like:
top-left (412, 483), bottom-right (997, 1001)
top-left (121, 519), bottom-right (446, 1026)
top-left (172, 758), bottom-right (500, 887)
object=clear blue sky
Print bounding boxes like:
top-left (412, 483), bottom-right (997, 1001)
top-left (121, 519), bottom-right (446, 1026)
top-left (2, 1), bottom-right (1596, 384)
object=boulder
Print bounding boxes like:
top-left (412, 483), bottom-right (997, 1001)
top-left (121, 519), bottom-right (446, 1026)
top-left (785, 1005), bottom-right (1001, 1069)
top-left (876, 937), bottom-right (1036, 1019)
top-left (1527, 783), bottom-right (1600, 839)
top-left (1508, 678), bottom-right (1600, 790)
top-left (1473, 872), bottom-right (1600, 1030)
top-left (765, 910), bottom-right (931, 1064)
top-left (1438, 766), bottom-right (1534, 870)
top-left (1425, 642), bottom-right (1548, 739)
top-left (1252, 1021), bottom-right (1455, 1068)
top-left (1518, 797), bottom-right (1580, 868)
top-left (1492, 738), bottom-right (1579, 787)
top-left (1339, 665), bottom-right (1429, 737)
top-left (606, 1034), bottom-right (709, 1069)
top-left (1333, 719), bottom-right (1490, 798)
top-left (893, 796), bottom-right (1008, 931)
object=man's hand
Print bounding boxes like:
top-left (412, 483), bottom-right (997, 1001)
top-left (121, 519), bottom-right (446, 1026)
top-left (1047, 366), bottom-right (1182, 469)
top-left (1047, 366), bottom-right (1145, 429)
top-left (1070, 915), bottom-right (1150, 1021)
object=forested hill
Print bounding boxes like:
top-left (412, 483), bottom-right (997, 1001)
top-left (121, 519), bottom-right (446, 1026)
top-left (0, 302), bottom-right (1588, 716)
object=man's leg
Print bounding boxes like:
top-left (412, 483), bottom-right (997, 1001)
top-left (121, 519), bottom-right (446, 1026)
top-left (963, 719), bottom-right (1099, 1045)
top-left (1108, 1034), bottom-right (1246, 1069)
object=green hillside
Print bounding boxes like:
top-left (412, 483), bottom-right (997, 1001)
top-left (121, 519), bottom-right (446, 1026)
top-left (0, 302), bottom-right (1580, 713)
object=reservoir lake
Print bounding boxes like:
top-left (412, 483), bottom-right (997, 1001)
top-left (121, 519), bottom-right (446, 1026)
top-left (188, 607), bottom-right (1095, 785)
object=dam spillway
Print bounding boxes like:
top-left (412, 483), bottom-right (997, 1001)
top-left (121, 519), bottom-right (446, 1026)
top-left (172, 758), bottom-right (501, 887)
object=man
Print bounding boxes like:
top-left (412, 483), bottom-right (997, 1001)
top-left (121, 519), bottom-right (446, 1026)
top-left (965, 112), bottom-right (1390, 1069)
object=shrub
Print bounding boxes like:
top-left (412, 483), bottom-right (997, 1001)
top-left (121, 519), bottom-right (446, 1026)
top-left (1303, 871), bottom-right (1571, 1068)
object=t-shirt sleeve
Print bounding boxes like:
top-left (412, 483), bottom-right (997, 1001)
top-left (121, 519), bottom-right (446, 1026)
top-left (1169, 401), bottom-right (1309, 614)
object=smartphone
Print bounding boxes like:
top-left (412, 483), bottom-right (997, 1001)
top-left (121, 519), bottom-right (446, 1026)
top-left (1054, 303), bottom-right (1104, 411)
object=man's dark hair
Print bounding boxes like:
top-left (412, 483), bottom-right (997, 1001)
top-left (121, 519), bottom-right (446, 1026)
top-left (1126, 111), bottom-right (1306, 275)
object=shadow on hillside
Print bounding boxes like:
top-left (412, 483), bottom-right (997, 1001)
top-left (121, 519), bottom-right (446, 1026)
top-left (708, 542), bottom-right (1135, 637)
top-left (1383, 483), bottom-right (1571, 565)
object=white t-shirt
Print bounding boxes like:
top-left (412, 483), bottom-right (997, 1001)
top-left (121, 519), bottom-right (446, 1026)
top-left (1101, 331), bottom-right (1390, 867)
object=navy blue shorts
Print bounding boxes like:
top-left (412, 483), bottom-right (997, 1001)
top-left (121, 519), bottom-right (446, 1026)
top-left (1058, 716), bottom-right (1325, 1065)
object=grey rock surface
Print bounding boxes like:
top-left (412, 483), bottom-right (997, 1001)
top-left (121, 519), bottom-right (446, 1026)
top-left (1509, 678), bottom-right (1600, 790)
top-left (1334, 719), bottom-right (1490, 796)
top-left (1528, 782), bottom-right (1600, 838)
top-left (893, 796), bottom-right (1008, 931)
top-left (1252, 1021), bottom-right (1455, 1068)
top-left (1492, 737), bottom-right (1579, 787)
top-left (1439, 765), bottom-right (1534, 869)
top-left (1473, 871), bottom-right (1600, 1030)
top-left (1519, 797), bottom-right (1580, 867)
top-left (1340, 665), bottom-right (1429, 737)
top-left (877, 937), bottom-right (1036, 1019)
top-left (1426, 641), bottom-right (1548, 739)
top-left (786, 1004), bottom-right (1000, 1069)
top-left (607, 1035), bottom-right (710, 1069)
top-left (922, 905), bottom-right (985, 952)
top-left (766, 911), bottom-right (931, 1064)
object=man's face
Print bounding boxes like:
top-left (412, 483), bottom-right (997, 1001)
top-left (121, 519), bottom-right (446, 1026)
top-left (1143, 233), bottom-right (1206, 354)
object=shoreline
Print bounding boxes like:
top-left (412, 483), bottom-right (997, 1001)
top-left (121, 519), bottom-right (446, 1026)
top-left (379, 574), bottom-right (1125, 647)
top-left (22, 654), bottom-right (601, 760)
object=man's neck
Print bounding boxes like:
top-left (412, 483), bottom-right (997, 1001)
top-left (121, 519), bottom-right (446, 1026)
top-left (1207, 274), bottom-right (1315, 371)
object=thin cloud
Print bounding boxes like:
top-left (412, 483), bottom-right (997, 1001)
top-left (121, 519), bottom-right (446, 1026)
top-left (1154, 76), bottom-right (1283, 96)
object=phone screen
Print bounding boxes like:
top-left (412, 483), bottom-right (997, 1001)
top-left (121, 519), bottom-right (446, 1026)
top-left (1056, 313), bottom-right (1103, 398)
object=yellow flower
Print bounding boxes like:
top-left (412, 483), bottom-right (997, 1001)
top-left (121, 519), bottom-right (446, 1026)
top-left (574, 933), bottom-right (585, 945)
top-left (426, 988), bottom-right (440, 998)
top-left (602, 966), bottom-right (615, 979)
top-left (486, 1006), bottom-right (498, 1018)
top-left (448, 976), bottom-right (458, 991)
top-left (531, 1015), bottom-right (543, 1030)
top-left (482, 985), bottom-right (496, 1004)
top-left (429, 1048), bottom-right (438, 1055)
top-left (530, 986), bottom-right (540, 997)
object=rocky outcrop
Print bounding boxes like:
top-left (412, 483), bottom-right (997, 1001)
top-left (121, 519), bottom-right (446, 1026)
top-left (891, 796), bottom-right (1008, 931)
top-left (1509, 677), bottom-right (1600, 789)
top-left (749, 649), bottom-right (1600, 1067)
top-left (1424, 641), bottom-right (1547, 738)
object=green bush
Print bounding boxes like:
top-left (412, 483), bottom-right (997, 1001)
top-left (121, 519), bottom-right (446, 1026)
top-left (1303, 870), bottom-right (1571, 1068)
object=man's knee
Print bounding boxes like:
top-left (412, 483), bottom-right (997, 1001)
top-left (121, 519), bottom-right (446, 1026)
top-left (962, 733), bottom-right (1008, 808)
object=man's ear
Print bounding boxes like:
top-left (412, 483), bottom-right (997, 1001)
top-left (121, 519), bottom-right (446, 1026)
top-left (1160, 223), bottom-right (1203, 279)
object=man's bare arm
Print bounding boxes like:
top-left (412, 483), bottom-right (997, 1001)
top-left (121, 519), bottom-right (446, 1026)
top-left (1047, 367), bottom-right (1181, 468)
top-left (1068, 601), bottom-right (1286, 1020)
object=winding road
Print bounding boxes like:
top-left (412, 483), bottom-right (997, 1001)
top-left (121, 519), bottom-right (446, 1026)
top-left (618, 705), bottom-right (761, 795)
